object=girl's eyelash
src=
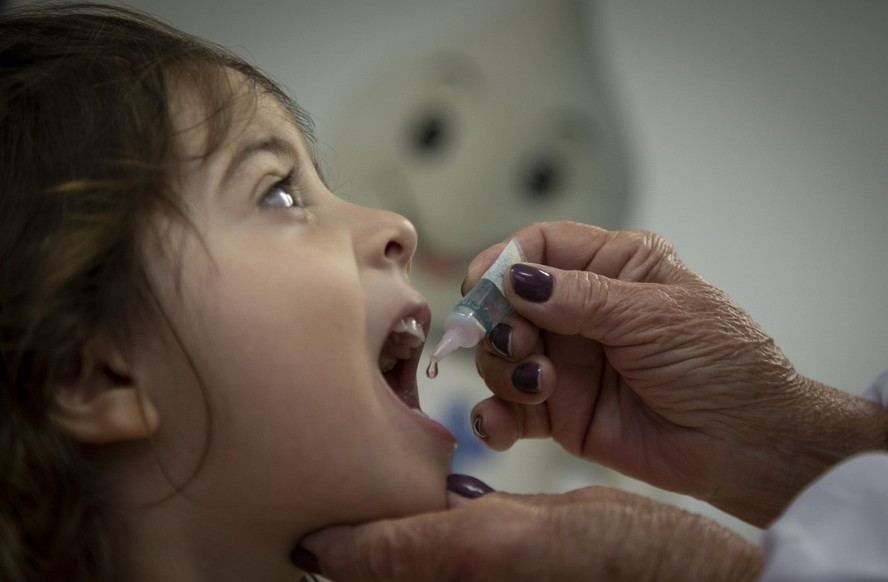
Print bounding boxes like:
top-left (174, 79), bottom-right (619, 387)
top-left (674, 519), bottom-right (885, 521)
top-left (282, 168), bottom-right (299, 189)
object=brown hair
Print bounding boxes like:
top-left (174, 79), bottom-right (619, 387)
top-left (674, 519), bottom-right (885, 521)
top-left (0, 3), bottom-right (315, 580)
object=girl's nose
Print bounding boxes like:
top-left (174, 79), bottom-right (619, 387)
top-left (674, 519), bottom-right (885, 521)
top-left (352, 204), bottom-right (418, 271)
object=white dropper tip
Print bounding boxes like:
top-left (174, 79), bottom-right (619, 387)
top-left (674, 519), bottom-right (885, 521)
top-left (426, 329), bottom-right (465, 380)
top-left (427, 313), bottom-right (486, 379)
top-left (431, 328), bottom-right (462, 362)
top-left (432, 312), bottom-right (485, 361)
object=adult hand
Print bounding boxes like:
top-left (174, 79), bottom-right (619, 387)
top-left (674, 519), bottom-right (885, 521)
top-left (467, 221), bottom-right (888, 526)
top-left (297, 482), bottom-right (761, 582)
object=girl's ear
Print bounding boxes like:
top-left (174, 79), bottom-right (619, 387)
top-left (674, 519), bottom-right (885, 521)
top-left (52, 340), bottom-right (159, 444)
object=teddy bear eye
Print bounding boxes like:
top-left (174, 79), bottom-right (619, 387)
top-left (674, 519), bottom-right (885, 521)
top-left (409, 109), bottom-right (451, 157)
top-left (522, 155), bottom-right (564, 201)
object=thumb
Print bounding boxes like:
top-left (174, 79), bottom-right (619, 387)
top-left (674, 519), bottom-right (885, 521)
top-left (296, 516), bottom-right (456, 582)
top-left (295, 475), bottom-right (493, 580)
top-left (506, 262), bottom-right (668, 341)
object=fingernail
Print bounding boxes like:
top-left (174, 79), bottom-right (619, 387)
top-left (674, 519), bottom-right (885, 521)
top-left (447, 474), bottom-right (494, 499)
top-left (489, 324), bottom-right (513, 358)
top-left (512, 362), bottom-right (541, 393)
top-left (472, 415), bottom-right (488, 440)
top-left (290, 545), bottom-right (321, 575)
top-left (510, 264), bottom-right (553, 302)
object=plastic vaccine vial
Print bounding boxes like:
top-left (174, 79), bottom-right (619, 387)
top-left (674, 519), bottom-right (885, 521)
top-left (427, 239), bottom-right (526, 378)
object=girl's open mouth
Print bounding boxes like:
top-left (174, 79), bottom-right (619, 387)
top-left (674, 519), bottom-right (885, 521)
top-left (379, 315), bottom-right (425, 410)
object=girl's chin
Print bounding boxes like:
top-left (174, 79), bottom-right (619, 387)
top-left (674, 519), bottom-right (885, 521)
top-left (359, 479), bottom-right (451, 524)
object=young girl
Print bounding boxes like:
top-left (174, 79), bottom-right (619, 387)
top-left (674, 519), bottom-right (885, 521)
top-left (0, 4), bottom-right (457, 580)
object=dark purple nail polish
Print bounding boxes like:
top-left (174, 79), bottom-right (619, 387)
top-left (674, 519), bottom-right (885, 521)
top-left (510, 264), bottom-right (553, 302)
top-left (291, 545), bottom-right (321, 574)
top-left (489, 324), bottom-right (513, 358)
top-left (472, 415), bottom-right (488, 440)
top-left (512, 362), bottom-right (541, 393)
top-left (447, 474), bottom-right (494, 499)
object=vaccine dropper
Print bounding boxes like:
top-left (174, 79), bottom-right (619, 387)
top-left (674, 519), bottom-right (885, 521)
top-left (426, 239), bottom-right (526, 379)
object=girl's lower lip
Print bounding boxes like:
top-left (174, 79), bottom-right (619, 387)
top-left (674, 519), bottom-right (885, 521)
top-left (409, 406), bottom-right (457, 445)
top-left (379, 371), bottom-right (457, 446)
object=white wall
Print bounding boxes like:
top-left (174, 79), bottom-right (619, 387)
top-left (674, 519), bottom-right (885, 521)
top-left (597, 1), bottom-right (888, 395)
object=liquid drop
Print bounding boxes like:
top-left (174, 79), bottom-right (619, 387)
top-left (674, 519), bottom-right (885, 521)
top-left (425, 359), bottom-right (439, 380)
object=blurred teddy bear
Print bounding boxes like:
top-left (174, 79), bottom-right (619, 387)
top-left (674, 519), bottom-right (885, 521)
top-left (328, 0), bottom-right (631, 332)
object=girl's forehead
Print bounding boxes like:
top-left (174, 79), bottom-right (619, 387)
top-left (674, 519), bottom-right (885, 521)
top-left (169, 69), bottom-right (301, 162)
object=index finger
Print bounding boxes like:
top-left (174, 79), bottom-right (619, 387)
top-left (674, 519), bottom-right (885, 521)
top-left (464, 221), bottom-right (693, 292)
top-left (299, 518), bottom-right (455, 581)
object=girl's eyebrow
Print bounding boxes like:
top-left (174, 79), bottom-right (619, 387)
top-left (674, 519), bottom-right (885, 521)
top-left (222, 136), bottom-right (299, 186)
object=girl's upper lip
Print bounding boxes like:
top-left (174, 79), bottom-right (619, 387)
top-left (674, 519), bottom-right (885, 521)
top-left (392, 300), bottom-right (432, 342)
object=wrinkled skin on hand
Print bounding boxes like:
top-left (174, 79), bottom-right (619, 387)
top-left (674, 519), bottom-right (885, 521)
top-left (296, 221), bottom-right (888, 581)
top-left (301, 487), bottom-right (761, 582)
top-left (469, 222), bottom-right (888, 526)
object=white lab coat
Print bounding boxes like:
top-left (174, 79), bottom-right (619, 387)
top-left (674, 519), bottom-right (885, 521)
top-left (759, 371), bottom-right (888, 581)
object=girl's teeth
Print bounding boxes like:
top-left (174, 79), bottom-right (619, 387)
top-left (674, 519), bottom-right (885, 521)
top-left (378, 344), bottom-right (413, 371)
top-left (379, 354), bottom-right (397, 372)
top-left (391, 344), bottom-right (412, 360)
top-left (392, 316), bottom-right (425, 344)
top-left (380, 316), bottom-right (426, 371)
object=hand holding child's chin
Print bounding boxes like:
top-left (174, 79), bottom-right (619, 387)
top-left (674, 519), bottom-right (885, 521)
top-left (295, 480), bottom-right (760, 582)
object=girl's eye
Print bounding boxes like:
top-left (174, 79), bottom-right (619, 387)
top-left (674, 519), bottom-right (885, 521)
top-left (261, 185), bottom-right (294, 208)
top-left (260, 180), bottom-right (304, 210)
